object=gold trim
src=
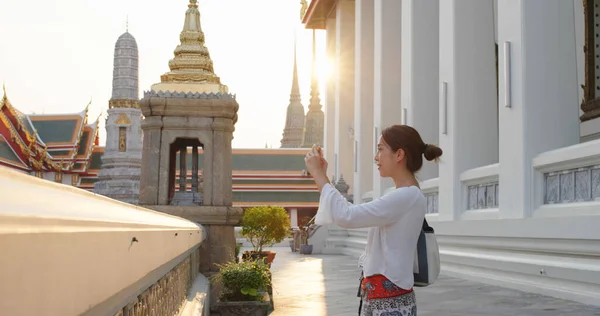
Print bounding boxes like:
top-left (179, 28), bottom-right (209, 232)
top-left (109, 99), bottom-right (140, 109)
top-left (115, 113), bottom-right (132, 125)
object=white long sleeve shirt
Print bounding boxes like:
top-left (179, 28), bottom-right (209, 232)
top-left (315, 183), bottom-right (426, 290)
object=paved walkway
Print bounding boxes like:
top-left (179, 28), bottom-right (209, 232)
top-left (266, 247), bottom-right (600, 316)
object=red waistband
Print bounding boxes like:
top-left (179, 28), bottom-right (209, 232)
top-left (361, 274), bottom-right (413, 300)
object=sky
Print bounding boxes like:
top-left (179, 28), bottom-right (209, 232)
top-left (0, 0), bottom-right (329, 148)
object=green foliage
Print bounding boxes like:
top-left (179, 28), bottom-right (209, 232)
top-left (240, 205), bottom-right (291, 253)
top-left (212, 260), bottom-right (271, 302)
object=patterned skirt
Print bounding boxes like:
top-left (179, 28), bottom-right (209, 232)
top-left (358, 274), bottom-right (417, 316)
top-left (360, 292), bottom-right (417, 316)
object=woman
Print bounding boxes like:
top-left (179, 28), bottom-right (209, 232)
top-left (304, 125), bottom-right (443, 316)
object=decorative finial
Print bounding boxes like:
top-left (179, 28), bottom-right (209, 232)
top-left (300, 0), bottom-right (308, 20)
top-left (157, 0), bottom-right (222, 87)
top-left (126, 15), bottom-right (129, 32)
top-left (1, 82), bottom-right (7, 104)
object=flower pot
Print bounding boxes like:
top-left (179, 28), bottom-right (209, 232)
top-left (264, 251), bottom-right (277, 265)
top-left (242, 251), bottom-right (267, 264)
top-left (215, 301), bottom-right (271, 316)
top-left (300, 244), bottom-right (313, 255)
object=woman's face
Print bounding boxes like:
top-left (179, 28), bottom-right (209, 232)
top-left (374, 136), bottom-right (403, 177)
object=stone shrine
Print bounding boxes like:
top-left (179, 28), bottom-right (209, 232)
top-left (137, 0), bottom-right (242, 305)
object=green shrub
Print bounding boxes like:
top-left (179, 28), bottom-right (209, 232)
top-left (241, 206), bottom-right (290, 253)
top-left (213, 260), bottom-right (271, 301)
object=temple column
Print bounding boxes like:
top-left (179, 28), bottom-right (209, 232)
top-left (290, 208), bottom-right (298, 228)
top-left (373, 0), bottom-right (402, 198)
top-left (438, 0), bottom-right (498, 221)
top-left (353, 0), bottom-right (375, 203)
top-left (324, 18), bottom-right (337, 170)
top-left (401, 0), bottom-right (439, 181)
top-left (497, 0), bottom-right (579, 218)
top-left (211, 118), bottom-right (234, 206)
top-left (179, 148), bottom-right (187, 192)
top-left (139, 116), bottom-right (163, 204)
top-left (334, 0), bottom-right (355, 192)
top-left (192, 145), bottom-right (199, 192)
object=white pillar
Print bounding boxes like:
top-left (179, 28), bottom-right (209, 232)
top-left (324, 19), bottom-right (337, 172)
top-left (334, 0), bottom-right (355, 192)
top-left (497, 0), bottom-right (579, 218)
top-left (438, 0), bottom-right (498, 221)
top-left (354, 0), bottom-right (375, 203)
top-left (373, 0), bottom-right (402, 198)
top-left (290, 208), bottom-right (298, 227)
top-left (401, 0), bottom-right (439, 182)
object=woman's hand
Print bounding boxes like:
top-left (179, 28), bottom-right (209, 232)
top-left (304, 146), bottom-right (327, 176)
top-left (305, 146), bottom-right (331, 193)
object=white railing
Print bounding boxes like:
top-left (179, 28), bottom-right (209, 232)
top-left (421, 178), bottom-right (440, 220)
top-left (433, 143), bottom-right (600, 307)
top-left (0, 166), bottom-right (206, 316)
top-left (459, 163), bottom-right (499, 220)
top-left (532, 139), bottom-right (600, 218)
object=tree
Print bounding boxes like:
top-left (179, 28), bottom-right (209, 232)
top-left (240, 206), bottom-right (290, 253)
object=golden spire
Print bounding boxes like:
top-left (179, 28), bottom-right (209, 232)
top-left (157, 0), bottom-right (224, 91)
top-left (290, 32), bottom-right (301, 103)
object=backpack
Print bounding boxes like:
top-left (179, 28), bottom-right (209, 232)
top-left (413, 218), bottom-right (440, 287)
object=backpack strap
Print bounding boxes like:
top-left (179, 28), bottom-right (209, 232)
top-left (422, 218), bottom-right (434, 233)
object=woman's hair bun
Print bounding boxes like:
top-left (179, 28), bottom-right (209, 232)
top-left (423, 144), bottom-right (443, 162)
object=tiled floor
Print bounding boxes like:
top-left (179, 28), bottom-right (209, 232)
top-left (267, 247), bottom-right (600, 316)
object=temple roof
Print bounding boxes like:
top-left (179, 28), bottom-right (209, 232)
top-left (28, 106), bottom-right (87, 145)
top-left (0, 87), bottom-right (99, 174)
top-left (0, 135), bottom-right (28, 170)
top-left (0, 88), bottom-right (61, 172)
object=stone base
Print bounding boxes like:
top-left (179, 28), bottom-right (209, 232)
top-left (170, 191), bottom-right (203, 206)
top-left (213, 301), bottom-right (270, 316)
top-left (141, 205), bottom-right (242, 225)
top-left (142, 205), bottom-right (244, 308)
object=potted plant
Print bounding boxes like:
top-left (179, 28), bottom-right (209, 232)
top-left (240, 205), bottom-right (290, 265)
top-left (298, 216), bottom-right (314, 255)
top-left (212, 260), bottom-right (272, 316)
